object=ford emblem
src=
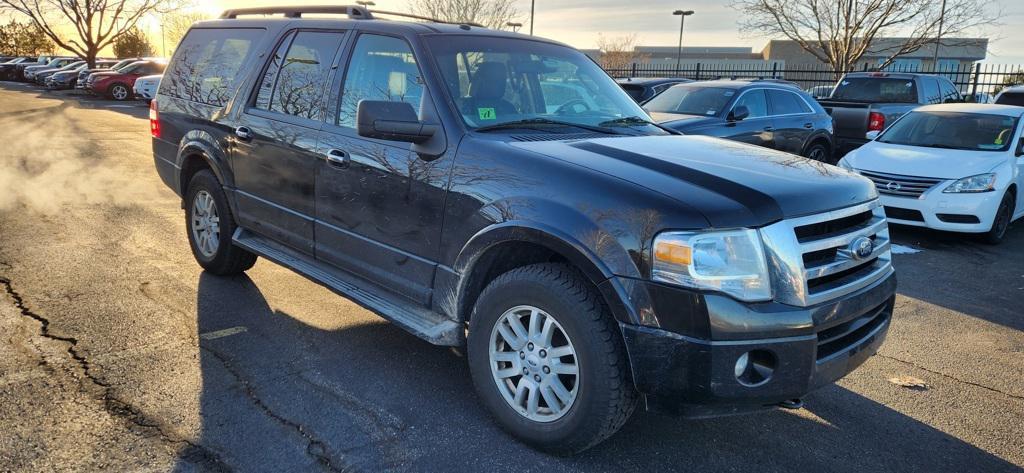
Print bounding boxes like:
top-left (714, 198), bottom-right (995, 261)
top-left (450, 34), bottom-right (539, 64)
top-left (850, 236), bottom-right (874, 260)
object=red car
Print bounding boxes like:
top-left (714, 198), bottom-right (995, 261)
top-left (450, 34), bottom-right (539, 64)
top-left (88, 60), bottom-right (166, 101)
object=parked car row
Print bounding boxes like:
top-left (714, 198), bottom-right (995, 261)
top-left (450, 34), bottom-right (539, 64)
top-left (0, 55), bottom-right (165, 101)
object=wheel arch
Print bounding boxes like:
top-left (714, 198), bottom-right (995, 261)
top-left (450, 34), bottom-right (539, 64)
top-left (449, 222), bottom-right (640, 328)
top-left (176, 133), bottom-right (232, 209)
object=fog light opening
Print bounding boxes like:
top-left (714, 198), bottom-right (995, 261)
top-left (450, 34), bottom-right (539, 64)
top-left (735, 350), bottom-right (776, 387)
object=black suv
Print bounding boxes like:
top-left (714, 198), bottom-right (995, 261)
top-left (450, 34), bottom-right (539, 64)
top-left (152, 6), bottom-right (896, 454)
top-left (645, 80), bottom-right (836, 162)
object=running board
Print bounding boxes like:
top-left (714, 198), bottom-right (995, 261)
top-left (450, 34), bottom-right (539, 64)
top-left (233, 229), bottom-right (463, 346)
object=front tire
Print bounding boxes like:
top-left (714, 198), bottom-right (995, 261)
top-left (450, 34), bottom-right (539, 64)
top-left (185, 170), bottom-right (257, 275)
top-left (108, 83), bottom-right (130, 101)
top-left (467, 263), bottom-right (637, 454)
top-left (982, 192), bottom-right (1015, 245)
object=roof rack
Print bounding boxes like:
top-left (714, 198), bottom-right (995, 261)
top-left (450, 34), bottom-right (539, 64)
top-left (371, 9), bottom-right (484, 27)
top-left (220, 5), bottom-right (373, 19)
top-left (218, 5), bottom-right (486, 28)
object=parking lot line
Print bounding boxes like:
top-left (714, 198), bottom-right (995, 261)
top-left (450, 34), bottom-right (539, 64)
top-left (199, 326), bottom-right (248, 340)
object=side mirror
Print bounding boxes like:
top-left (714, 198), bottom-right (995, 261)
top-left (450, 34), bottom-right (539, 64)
top-left (728, 105), bottom-right (750, 122)
top-left (866, 130), bottom-right (881, 141)
top-left (1016, 137), bottom-right (1024, 157)
top-left (357, 100), bottom-right (436, 144)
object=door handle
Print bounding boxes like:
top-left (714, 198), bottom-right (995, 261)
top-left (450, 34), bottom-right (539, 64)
top-left (235, 126), bottom-right (254, 142)
top-left (763, 126), bottom-right (774, 132)
top-left (803, 123), bottom-right (814, 129)
top-left (325, 149), bottom-right (350, 168)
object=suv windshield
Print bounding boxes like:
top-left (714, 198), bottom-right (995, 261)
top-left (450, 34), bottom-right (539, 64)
top-left (426, 36), bottom-right (661, 134)
top-left (878, 111), bottom-right (1020, 152)
top-left (643, 85), bottom-right (735, 116)
top-left (831, 77), bottom-right (918, 103)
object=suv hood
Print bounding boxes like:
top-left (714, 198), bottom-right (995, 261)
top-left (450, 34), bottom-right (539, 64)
top-left (512, 135), bottom-right (876, 228)
top-left (845, 141), bottom-right (1005, 179)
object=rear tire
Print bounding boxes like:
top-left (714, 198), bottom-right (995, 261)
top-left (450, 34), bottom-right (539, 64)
top-left (982, 192), bottom-right (1015, 245)
top-left (185, 170), bottom-right (257, 275)
top-left (467, 263), bottom-right (637, 455)
top-left (803, 141), bottom-right (833, 163)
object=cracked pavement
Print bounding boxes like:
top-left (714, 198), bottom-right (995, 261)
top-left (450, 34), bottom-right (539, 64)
top-left (0, 83), bottom-right (1022, 472)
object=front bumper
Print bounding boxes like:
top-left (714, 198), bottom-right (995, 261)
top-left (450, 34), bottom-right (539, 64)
top-left (618, 271), bottom-right (896, 417)
top-left (879, 190), bottom-right (1002, 233)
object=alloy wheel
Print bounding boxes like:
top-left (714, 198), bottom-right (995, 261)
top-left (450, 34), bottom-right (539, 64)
top-left (190, 190), bottom-right (221, 258)
top-left (111, 85), bottom-right (128, 100)
top-left (488, 305), bottom-right (580, 422)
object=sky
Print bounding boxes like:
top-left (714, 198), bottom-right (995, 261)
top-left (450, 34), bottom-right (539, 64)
top-left (7, 0), bottom-right (1024, 64)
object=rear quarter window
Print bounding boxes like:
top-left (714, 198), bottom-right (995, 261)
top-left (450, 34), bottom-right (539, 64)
top-left (160, 28), bottom-right (265, 107)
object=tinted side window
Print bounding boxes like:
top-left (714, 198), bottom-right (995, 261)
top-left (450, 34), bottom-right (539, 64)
top-left (769, 90), bottom-right (811, 115)
top-left (338, 34), bottom-right (423, 128)
top-left (733, 89), bottom-right (768, 118)
top-left (921, 77), bottom-right (941, 104)
top-left (253, 31), bottom-right (343, 120)
top-left (939, 80), bottom-right (960, 102)
top-left (161, 28), bottom-right (264, 106)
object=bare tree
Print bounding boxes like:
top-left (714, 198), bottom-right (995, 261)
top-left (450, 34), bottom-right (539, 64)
top-left (408, 0), bottom-right (517, 29)
top-left (0, 0), bottom-right (182, 66)
top-left (595, 34), bottom-right (649, 71)
top-left (161, 10), bottom-right (209, 52)
top-left (733, 0), bottom-right (997, 78)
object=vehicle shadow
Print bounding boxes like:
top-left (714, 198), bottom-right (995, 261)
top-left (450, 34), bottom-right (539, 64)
top-left (887, 222), bottom-right (1024, 331)
top-left (181, 272), bottom-right (1019, 472)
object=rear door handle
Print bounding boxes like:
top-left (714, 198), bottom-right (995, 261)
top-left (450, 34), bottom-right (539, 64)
top-left (325, 149), bottom-right (350, 168)
top-left (235, 126), bottom-right (254, 142)
top-left (763, 126), bottom-right (774, 132)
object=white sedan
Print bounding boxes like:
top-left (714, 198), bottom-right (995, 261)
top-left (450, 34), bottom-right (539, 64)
top-left (839, 104), bottom-right (1023, 243)
top-left (133, 74), bottom-right (161, 102)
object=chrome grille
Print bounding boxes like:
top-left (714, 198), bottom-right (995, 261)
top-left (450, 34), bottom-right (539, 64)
top-left (760, 200), bottom-right (893, 307)
top-left (857, 169), bottom-right (944, 198)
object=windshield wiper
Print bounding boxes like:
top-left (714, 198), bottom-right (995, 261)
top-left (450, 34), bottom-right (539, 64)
top-left (474, 118), bottom-right (624, 135)
top-left (599, 116), bottom-right (681, 135)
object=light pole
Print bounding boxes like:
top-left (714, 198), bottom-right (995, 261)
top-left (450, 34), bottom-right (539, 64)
top-left (931, 0), bottom-right (947, 72)
top-left (673, 9), bottom-right (694, 71)
top-left (506, 22), bottom-right (523, 33)
top-left (529, 0), bottom-right (536, 35)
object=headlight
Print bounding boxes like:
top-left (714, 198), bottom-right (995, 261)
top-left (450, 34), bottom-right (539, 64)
top-left (943, 173), bottom-right (996, 193)
top-left (652, 229), bottom-right (772, 302)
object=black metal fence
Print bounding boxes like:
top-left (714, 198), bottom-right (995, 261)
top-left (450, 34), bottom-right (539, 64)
top-left (604, 62), bottom-right (1024, 100)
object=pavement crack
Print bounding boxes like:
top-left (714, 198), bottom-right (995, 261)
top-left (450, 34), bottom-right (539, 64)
top-left (876, 353), bottom-right (1024, 401)
top-left (0, 276), bottom-right (232, 472)
top-left (201, 345), bottom-right (358, 473)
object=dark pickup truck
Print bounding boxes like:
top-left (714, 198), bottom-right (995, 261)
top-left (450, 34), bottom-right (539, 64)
top-left (152, 5), bottom-right (897, 454)
top-left (820, 72), bottom-right (962, 155)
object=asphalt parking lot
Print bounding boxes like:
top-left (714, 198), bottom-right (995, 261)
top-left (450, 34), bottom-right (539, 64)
top-left (0, 82), bottom-right (1021, 472)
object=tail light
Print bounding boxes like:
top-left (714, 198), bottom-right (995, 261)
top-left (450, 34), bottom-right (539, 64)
top-left (868, 112), bottom-right (885, 132)
top-left (149, 100), bottom-right (161, 138)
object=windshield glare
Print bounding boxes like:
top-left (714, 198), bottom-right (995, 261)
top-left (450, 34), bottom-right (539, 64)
top-left (878, 111), bottom-right (1020, 152)
top-left (831, 78), bottom-right (917, 103)
top-left (643, 85), bottom-right (734, 116)
top-left (426, 36), bottom-right (658, 133)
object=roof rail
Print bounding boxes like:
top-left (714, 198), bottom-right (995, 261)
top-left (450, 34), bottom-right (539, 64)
top-left (220, 5), bottom-right (373, 20)
top-left (371, 9), bottom-right (485, 27)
